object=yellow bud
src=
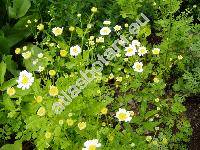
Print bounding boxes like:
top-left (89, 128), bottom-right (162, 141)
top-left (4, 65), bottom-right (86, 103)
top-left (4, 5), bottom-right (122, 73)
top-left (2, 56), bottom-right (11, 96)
top-left (37, 107), bottom-right (46, 116)
top-left (49, 70), bottom-right (56, 76)
top-left (102, 122), bottom-right (106, 126)
top-left (78, 122), bottom-right (86, 130)
top-left (66, 119), bottom-right (74, 126)
top-left (153, 77), bottom-right (159, 83)
top-left (108, 134), bottom-right (114, 142)
top-left (45, 131), bottom-right (51, 139)
top-left (49, 86), bottom-right (58, 96)
top-left (116, 77), bottom-right (122, 82)
top-left (7, 87), bottom-right (16, 96)
top-left (125, 23), bottom-right (129, 27)
top-left (37, 24), bottom-right (44, 31)
top-left (15, 48), bottom-right (21, 54)
top-left (101, 107), bottom-right (108, 115)
top-left (162, 138), bottom-right (168, 145)
top-left (152, 140), bottom-right (158, 145)
top-left (35, 96), bottom-right (43, 103)
top-left (155, 98), bottom-right (159, 102)
top-left (60, 50), bottom-right (67, 57)
top-left (91, 7), bottom-right (97, 13)
top-left (69, 26), bottom-right (75, 32)
top-left (59, 119), bottom-right (64, 125)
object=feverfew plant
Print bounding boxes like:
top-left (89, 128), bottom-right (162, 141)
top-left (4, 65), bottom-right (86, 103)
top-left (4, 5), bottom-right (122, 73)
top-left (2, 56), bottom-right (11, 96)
top-left (0, 6), bottom-right (192, 150)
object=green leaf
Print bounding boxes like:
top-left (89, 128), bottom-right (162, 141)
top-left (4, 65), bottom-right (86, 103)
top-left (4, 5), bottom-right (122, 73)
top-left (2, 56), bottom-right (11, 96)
top-left (0, 61), bottom-right (6, 85)
top-left (0, 140), bottom-right (22, 150)
top-left (142, 121), bottom-right (161, 131)
top-left (144, 110), bottom-right (158, 120)
top-left (171, 102), bottom-right (186, 114)
top-left (2, 97), bottom-right (15, 111)
top-left (76, 27), bottom-right (84, 37)
top-left (140, 100), bottom-right (147, 116)
top-left (0, 78), bottom-right (17, 91)
top-left (3, 55), bottom-right (19, 76)
top-left (8, 0), bottom-right (31, 19)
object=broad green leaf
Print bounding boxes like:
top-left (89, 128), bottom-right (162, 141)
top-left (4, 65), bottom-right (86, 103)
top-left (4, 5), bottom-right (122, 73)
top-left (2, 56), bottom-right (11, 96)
top-left (0, 140), bottom-right (22, 150)
top-left (9, 0), bottom-right (31, 19)
top-left (0, 61), bottom-right (6, 85)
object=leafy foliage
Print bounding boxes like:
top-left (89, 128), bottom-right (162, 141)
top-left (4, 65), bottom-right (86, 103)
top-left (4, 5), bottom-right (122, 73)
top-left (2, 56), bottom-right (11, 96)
top-left (0, 0), bottom-right (199, 149)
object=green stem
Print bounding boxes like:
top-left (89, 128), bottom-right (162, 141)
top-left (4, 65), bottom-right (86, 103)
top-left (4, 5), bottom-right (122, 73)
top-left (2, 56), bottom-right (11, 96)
top-left (69, 32), bottom-right (73, 47)
top-left (81, 13), bottom-right (94, 58)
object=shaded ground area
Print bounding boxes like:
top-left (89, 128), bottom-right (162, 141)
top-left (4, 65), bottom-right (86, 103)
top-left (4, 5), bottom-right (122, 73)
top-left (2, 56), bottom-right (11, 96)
top-left (185, 96), bottom-right (200, 150)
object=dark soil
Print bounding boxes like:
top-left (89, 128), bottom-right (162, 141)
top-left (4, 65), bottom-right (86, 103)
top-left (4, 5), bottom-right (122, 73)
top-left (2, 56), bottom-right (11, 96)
top-left (22, 141), bottom-right (35, 150)
top-left (184, 96), bottom-right (200, 150)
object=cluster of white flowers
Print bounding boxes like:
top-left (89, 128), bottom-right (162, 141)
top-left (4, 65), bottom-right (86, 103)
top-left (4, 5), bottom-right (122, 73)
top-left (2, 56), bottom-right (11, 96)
top-left (125, 40), bottom-right (148, 57)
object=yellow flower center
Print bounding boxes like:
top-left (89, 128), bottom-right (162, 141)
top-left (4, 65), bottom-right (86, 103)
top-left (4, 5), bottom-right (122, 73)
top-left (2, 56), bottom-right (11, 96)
top-left (55, 29), bottom-right (61, 34)
top-left (88, 145), bottom-right (96, 150)
top-left (127, 48), bottom-right (133, 53)
top-left (136, 64), bottom-right (142, 70)
top-left (73, 48), bottom-right (78, 53)
top-left (118, 113), bottom-right (127, 120)
top-left (22, 76), bottom-right (29, 84)
top-left (140, 49), bottom-right (145, 53)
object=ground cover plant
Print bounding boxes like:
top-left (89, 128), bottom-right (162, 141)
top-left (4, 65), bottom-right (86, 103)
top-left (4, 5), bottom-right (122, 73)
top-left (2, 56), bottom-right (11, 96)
top-left (0, 0), bottom-right (199, 150)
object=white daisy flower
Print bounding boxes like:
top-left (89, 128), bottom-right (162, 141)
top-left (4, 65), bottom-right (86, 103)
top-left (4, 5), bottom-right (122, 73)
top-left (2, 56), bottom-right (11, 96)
top-left (125, 44), bottom-right (137, 56)
top-left (100, 27), bottom-right (111, 35)
top-left (116, 108), bottom-right (132, 122)
top-left (52, 27), bottom-right (63, 36)
top-left (132, 40), bottom-right (141, 47)
top-left (133, 61), bottom-right (143, 72)
top-left (103, 20), bottom-right (111, 25)
top-left (17, 70), bottom-right (34, 90)
top-left (114, 25), bottom-right (122, 31)
top-left (82, 139), bottom-right (101, 150)
top-left (22, 51), bottom-right (31, 59)
top-left (138, 46), bottom-right (148, 56)
top-left (70, 45), bottom-right (81, 56)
